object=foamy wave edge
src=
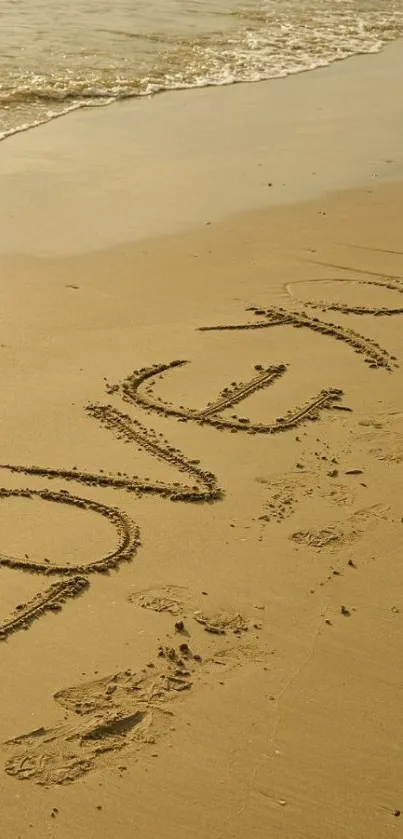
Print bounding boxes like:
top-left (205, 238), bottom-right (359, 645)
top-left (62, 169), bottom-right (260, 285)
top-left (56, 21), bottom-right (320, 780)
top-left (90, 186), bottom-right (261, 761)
top-left (0, 39), bottom-right (385, 144)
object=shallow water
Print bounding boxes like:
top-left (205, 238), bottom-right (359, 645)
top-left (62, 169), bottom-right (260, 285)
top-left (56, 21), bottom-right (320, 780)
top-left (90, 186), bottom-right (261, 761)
top-left (1, 0), bottom-right (403, 141)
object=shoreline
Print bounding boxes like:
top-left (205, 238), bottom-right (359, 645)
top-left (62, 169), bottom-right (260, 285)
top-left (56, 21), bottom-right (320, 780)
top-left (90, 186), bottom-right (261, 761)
top-left (0, 33), bottom-right (400, 148)
top-left (1, 39), bottom-right (403, 256)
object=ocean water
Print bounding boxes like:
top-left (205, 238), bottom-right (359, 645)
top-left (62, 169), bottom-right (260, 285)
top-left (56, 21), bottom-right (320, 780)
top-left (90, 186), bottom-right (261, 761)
top-left (1, 0), bottom-right (403, 141)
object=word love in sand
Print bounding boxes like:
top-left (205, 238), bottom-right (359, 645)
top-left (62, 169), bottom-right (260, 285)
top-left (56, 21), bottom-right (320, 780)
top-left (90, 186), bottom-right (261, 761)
top-left (0, 291), bottom-right (399, 642)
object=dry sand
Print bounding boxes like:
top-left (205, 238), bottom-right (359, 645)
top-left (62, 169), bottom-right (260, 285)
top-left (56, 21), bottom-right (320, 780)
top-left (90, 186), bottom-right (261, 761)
top-left (1, 39), bottom-right (403, 839)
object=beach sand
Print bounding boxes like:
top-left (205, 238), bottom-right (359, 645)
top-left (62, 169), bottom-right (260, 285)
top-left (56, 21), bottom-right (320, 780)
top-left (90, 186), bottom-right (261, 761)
top-left (1, 39), bottom-right (403, 839)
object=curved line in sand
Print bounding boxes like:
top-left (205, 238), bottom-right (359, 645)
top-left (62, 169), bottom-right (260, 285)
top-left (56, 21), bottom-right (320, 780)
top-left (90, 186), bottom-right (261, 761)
top-left (284, 276), bottom-right (403, 316)
top-left (0, 403), bottom-right (221, 642)
top-left (200, 306), bottom-right (397, 369)
top-left (119, 360), bottom-right (343, 432)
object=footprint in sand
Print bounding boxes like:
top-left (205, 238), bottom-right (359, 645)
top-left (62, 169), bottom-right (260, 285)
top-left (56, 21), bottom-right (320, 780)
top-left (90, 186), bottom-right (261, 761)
top-left (290, 503), bottom-right (390, 549)
top-left (3, 596), bottom-right (264, 786)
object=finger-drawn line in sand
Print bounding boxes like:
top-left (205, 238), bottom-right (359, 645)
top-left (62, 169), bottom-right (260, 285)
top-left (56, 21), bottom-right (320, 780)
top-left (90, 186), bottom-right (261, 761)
top-left (336, 244), bottom-right (403, 258)
top-left (199, 307), bottom-right (397, 369)
top-left (118, 360), bottom-right (344, 433)
top-left (3, 408), bottom-right (221, 503)
top-left (0, 488), bottom-right (140, 576)
top-left (303, 258), bottom-right (403, 282)
top-left (286, 277), bottom-right (403, 316)
top-left (0, 577), bottom-right (89, 642)
top-left (0, 406), bottom-right (221, 642)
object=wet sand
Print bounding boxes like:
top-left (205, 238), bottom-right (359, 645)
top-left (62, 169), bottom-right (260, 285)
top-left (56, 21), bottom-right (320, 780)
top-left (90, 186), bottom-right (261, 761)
top-left (1, 39), bottom-right (403, 839)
